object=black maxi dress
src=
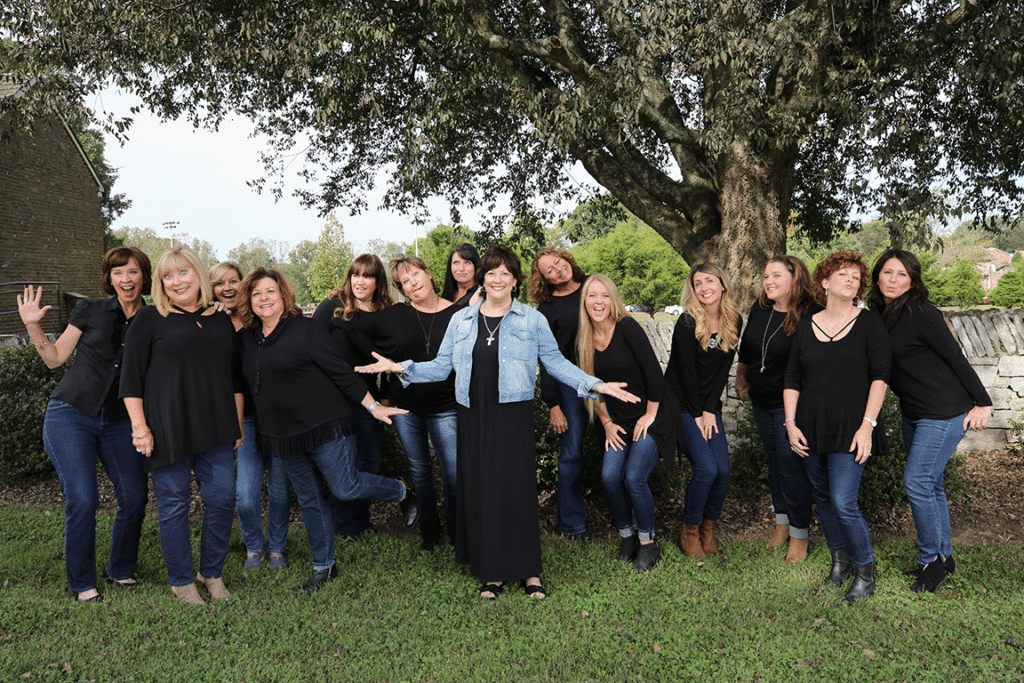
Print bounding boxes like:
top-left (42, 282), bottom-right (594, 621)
top-left (455, 313), bottom-right (541, 582)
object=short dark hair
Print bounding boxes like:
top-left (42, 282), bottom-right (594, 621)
top-left (237, 267), bottom-right (303, 329)
top-left (101, 247), bottom-right (152, 296)
top-left (868, 248), bottom-right (932, 316)
top-left (477, 245), bottom-right (524, 290)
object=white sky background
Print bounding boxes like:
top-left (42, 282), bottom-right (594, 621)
top-left (95, 87), bottom-right (551, 260)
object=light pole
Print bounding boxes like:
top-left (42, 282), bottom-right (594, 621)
top-left (162, 220), bottom-right (180, 249)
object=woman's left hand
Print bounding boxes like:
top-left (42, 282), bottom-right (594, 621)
top-left (603, 420), bottom-right (626, 451)
top-left (964, 406), bottom-right (990, 431)
top-left (633, 413), bottom-right (656, 442)
top-left (371, 404), bottom-right (408, 425)
top-left (203, 302), bottom-right (229, 316)
top-left (234, 434), bottom-right (245, 450)
top-left (595, 382), bottom-right (640, 404)
top-left (849, 423), bottom-right (873, 464)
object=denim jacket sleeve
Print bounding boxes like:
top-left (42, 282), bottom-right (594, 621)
top-left (530, 306), bottom-right (601, 400)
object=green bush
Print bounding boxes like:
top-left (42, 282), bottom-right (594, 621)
top-left (0, 344), bottom-right (71, 485)
top-left (727, 392), bottom-right (967, 509)
top-left (533, 384), bottom-right (604, 494)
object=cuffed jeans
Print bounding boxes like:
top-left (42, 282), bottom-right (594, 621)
top-left (236, 417), bottom-right (291, 554)
top-left (42, 400), bottom-right (148, 593)
top-left (602, 432), bottom-right (659, 541)
top-left (801, 449), bottom-right (874, 567)
top-left (280, 435), bottom-right (405, 570)
top-left (679, 412), bottom-right (729, 525)
top-left (150, 443), bottom-right (236, 586)
top-left (751, 402), bottom-right (814, 538)
top-left (392, 409), bottom-right (457, 528)
top-left (331, 408), bottom-right (384, 538)
top-left (555, 382), bottom-right (589, 534)
top-left (902, 413), bottom-right (966, 565)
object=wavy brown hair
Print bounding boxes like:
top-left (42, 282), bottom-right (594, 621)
top-left (237, 268), bottom-right (303, 330)
top-left (680, 263), bottom-right (740, 351)
top-left (528, 247), bottom-right (586, 305)
top-left (757, 255), bottom-right (816, 336)
top-left (813, 249), bottom-right (869, 305)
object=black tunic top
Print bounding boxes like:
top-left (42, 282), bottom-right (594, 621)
top-left (51, 297), bottom-right (133, 420)
top-left (310, 297), bottom-right (344, 330)
top-left (884, 303), bottom-right (991, 421)
top-left (738, 302), bottom-right (797, 409)
top-left (342, 302), bottom-right (461, 415)
top-left (665, 313), bottom-right (743, 417)
top-left (238, 315), bottom-right (371, 457)
top-left (784, 310), bottom-right (891, 453)
top-left (594, 316), bottom-right (679, 467)
top-left (537, 284), bottom-right (585, 409)
top-left (120, 305), bottom-right (242, 472)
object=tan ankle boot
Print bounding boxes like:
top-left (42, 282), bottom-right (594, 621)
top-left (698, 519), bottom-right (718, 554)
top-left (171, 582), bottom-right (205, 606)
top-left (768, 524), bottom-right (789, 548)
top-left (679, 524), bottom-right (705, 558)
top-left (786, 537), bottom-right (809, 563)
top-left (196, 573), bottom-right (231, 601)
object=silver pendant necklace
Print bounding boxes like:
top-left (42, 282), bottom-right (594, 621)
top-left (759, 308), bottom-right (784, 373)
top-left (482, 313), bottom-right (504, 346)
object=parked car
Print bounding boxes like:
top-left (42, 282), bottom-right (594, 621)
top-left (625, 304), bottom-right (649, 313)
top-left (664, 305), bottom-right (684, 315)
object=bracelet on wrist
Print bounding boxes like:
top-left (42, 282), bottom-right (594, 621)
top-left (366, 401), bottom-right (382, 413)
top-left (131, 429), bottom-right (150, 440)
top-left (783, 418), bottom-right (795, 424)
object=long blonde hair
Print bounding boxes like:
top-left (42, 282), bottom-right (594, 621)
top-left (680, 263), bottom-right (740, 351)
top-left (153, 247), bottom-right (213, 316)
top-left (575, 274), bottom-right (629, 421)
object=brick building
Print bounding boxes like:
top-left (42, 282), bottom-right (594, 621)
top-left (1, 75), bottom-right (106, 335)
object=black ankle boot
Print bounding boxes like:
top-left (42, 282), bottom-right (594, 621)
top-left (843, 563), bottom-right (875, 604)
top-left (825, 548), bottom-right (853, 585)
top-left (633, 540), bottom-right (660, 573)
top-left (420, 515), bottom-right (442, 552)
top-left (911, 558), bottom-right (946, 593)
top-left (617, 534), bottom-right (640, 562)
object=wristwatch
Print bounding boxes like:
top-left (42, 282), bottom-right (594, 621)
top-left (863, 416), bottom-right (877, 428)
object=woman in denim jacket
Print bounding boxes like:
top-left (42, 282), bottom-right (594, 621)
top-left (358, 245), bottom-right (638, 600)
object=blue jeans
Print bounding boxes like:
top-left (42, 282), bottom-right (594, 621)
top-left (801, 449), bottom-right (874, 566)
top-left (902, 413), bottom-right (966, 565)
top-left (602, 433), bottom-right (659, 541)
top-left (392, 409), bottom-right (458, 528)
top-left (42, 400), bottom-right (148, 593)
top-left (679, 412), bottom-right (729, 525)
top-left (236, 417), bottom-right (291, 554)
top-left (555, 382), bottom-right (589, 534)
top-left (331, 408), bottom-right (384, 538)
top-left (751, 402), bottom-right (814, 537)
top-left (280, 435), bottom-right (405, 570)
top-left (150, 443), bottom-right (236, 586)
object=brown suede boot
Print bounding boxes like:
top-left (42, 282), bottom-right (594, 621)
top-left (786, 537), bottom-right (809, 563)
top-left (698, 519), bottom-right (718, 554)
top-left (679, 524), bottom-right (705, 558)
top-left (768, 524), bottom-right (789, 548)
top-left (170, 582), bottom-right (205, 606)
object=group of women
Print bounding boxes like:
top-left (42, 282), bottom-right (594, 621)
top-left (19, 239), bottom-right (988, 605)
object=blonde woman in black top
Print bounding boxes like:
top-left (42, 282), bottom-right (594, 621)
top-left (665, 263), bottom-right (743, 559)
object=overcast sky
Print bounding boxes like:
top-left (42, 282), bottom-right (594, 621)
top-left (95, 87), bottom-right (574, 260)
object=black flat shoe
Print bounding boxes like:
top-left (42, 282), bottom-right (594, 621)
top-left (521, 580), bottom-right (546, 599)
top-left (104, 572), bottom-right (139, 590)
top-left (400, 487), bottom-right (420, 528)
top-left (302, 564), bottom-right (338, 594)
top-left (73, 592), bottom-right (104, 603)
top-left (479, 583), bottom-right (504, 599)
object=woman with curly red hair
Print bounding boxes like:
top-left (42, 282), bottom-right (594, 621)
top-left (784, 250), bottom-right (890, 604)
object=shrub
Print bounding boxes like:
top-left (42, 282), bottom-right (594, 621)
top-left (0, 344), bottom-right (71, 485)
top-left (533, 384), bottom-right (604, 494)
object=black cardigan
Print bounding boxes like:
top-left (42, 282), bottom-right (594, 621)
top-left (238, 315), bottom-right (370, 457)
top-left (665, 313), bottom-right (743, 417)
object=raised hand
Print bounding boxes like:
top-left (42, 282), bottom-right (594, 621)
top-left (17, 285), bottom-right (51, 326)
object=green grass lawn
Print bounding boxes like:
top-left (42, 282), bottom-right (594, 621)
top-left (1, 508), bottom-right (1022, 682)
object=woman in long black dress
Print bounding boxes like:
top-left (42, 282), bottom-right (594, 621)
top-left (121, 247), bottom-right (244, 605)
top-left (356, 245), bottom-right (638, 599)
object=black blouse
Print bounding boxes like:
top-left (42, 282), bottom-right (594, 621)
top-left (594, 317), bottom-right (678, 467)
top-left (784, 310), bottom-right (890, 453)
top-left (537, 284), bottom-right (585, 409)
top-left (341, 302), bottom-right (461, 415)
top-left (238, 315), bottom-right (370, 457)
top-left (738, 302), bottom-right (804, 409)
top-left (120, 305), bottom-right (242, 472)
top-left (665, 313), bottom-right (743, 417)
top-left (884, 303), bottom-right (991, 421)
top-left (51, 297), bottom-right (133, 420)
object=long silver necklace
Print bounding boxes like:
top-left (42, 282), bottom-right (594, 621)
top-left (759, 308), bottom-right (784, 373)
top-left (482, 313), bottom-right (504, 346)
top-left (413, 306), bottom-right (437, 354)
